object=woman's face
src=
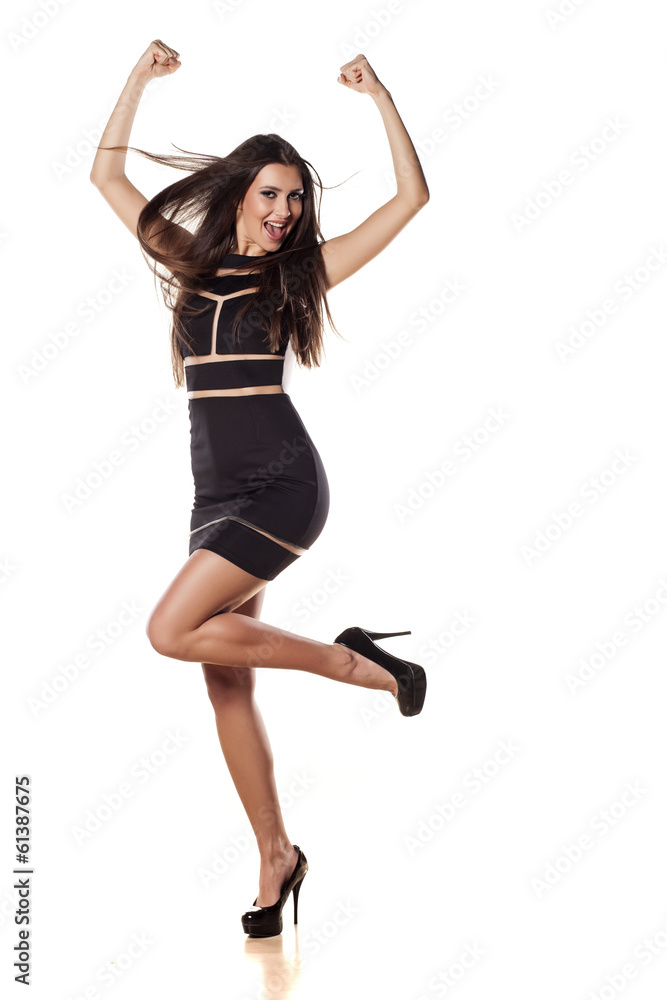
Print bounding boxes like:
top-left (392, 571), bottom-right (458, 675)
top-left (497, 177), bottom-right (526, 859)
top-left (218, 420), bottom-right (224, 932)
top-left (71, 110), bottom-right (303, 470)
top-left (235, 162), bottom-right (305, 254)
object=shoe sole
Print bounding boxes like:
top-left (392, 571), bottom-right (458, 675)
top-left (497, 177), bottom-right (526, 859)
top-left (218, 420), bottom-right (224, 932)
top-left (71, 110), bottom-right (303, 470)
top-left (397, 659), bottom-right (426, 716)
top-left (243, 924), bottom-right (283, 937)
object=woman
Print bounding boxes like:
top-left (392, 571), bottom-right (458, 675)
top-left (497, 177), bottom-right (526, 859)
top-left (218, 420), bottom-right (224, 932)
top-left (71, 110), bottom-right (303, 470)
top-left (90, 39), bottom-right (430, 938)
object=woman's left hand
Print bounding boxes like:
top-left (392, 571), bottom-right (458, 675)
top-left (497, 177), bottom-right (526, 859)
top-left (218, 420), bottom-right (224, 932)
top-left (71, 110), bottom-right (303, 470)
top-left (337, 54), bottom-right (386, 97)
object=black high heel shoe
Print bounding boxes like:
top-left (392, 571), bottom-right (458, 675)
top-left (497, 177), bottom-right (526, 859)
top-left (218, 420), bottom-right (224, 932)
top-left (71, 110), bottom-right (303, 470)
top-left (334, 626), bottom-right (427, 717)
top-left (241, 845), bottom-right (308, 938)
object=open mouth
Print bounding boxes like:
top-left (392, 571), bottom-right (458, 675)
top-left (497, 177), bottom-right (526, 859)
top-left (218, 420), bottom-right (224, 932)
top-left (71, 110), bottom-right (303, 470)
top-left (264, 221), bottom-right (287, 240)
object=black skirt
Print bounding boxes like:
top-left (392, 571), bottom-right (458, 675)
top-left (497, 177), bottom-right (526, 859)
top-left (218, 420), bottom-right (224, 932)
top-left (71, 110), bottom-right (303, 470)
top-left (187, 391), bottom-right (329, 581)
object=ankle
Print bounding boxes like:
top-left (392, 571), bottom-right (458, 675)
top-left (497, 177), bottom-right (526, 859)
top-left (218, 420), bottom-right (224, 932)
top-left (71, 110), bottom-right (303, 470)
top-left (257, 839), bottom-right (294, 863)
top-left (331, 641), bottom-right (356, 681)
top-left (349, 650), bottom-right (397, 694)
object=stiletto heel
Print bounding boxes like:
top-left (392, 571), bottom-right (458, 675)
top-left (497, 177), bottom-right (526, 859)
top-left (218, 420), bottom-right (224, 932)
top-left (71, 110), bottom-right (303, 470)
top-left (363, 629), bottom-right (411, 640)
top-left (292, 874), bottom-right (302, 924)
top-left (334, 625), bottom-right (427, 717)
top-left (241, 845), bottom-right (308, 938)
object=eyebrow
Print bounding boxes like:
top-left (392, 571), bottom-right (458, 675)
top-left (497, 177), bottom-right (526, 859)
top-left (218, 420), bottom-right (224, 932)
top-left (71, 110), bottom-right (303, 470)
top-left (261, 184), bottom-right (304, 193)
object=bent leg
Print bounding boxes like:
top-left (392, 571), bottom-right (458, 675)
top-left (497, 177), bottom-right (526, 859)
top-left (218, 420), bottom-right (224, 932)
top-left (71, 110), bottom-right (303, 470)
top-left (146, 549), bottom-right (398, 695)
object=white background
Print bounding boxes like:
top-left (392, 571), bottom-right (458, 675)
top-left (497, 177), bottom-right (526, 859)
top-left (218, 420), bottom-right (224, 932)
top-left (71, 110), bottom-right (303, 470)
top-left (2, 0), bottom-right (667, 997)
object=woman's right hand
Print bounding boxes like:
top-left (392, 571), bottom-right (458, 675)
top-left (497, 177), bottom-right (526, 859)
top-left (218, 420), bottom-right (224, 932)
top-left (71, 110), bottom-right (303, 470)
top-left (130, 39), bottom-right (181, 82)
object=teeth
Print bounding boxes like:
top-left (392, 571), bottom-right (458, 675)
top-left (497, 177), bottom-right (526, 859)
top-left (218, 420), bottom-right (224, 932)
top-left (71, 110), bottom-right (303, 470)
top-left (267, 222), bottom-right (285, 228)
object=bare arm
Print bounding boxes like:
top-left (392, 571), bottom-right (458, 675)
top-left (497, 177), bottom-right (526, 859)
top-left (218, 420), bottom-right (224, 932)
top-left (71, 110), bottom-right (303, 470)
top-left (321, 54), bottom-right (430, 291)
top-left (89, 40), bottom-right (188, 249)
top-left (371, 84), bottom-right (429, 207)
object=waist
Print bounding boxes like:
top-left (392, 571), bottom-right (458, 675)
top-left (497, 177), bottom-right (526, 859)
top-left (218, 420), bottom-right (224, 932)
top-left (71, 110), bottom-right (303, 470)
top-left (185, 358), bottom-right (284, 397)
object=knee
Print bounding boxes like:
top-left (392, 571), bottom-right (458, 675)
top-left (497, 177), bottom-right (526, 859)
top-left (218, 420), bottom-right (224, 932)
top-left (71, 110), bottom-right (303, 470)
top-left (202, 663), bottom-right (255, 705)
top-left (145, 614), bottom-right (187, 660)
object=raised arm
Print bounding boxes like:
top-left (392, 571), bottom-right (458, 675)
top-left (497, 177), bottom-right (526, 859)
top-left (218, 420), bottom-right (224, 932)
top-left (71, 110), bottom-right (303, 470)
top-left (89, 40), bottom-right (188, 252)
top-left (321, 55), bottom-right (430, 291)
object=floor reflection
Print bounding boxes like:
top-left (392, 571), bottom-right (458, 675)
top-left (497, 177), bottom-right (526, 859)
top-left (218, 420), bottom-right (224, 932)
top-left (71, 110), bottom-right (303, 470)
top-left (243, 925), bottom-right (303, 999)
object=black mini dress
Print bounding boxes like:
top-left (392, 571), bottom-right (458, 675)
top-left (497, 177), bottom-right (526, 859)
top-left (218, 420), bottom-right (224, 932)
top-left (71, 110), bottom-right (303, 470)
top-left (182, 252), bottom-right (330, 581)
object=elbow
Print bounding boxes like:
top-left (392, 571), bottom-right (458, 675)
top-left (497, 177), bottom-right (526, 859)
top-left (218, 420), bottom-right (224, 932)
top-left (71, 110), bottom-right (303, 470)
top-left (402, 188), bottom-right (429, 211)
top-left (89, 172), bottom-right (114, 189)
top-left (396, 190), bottom-right (430, 214)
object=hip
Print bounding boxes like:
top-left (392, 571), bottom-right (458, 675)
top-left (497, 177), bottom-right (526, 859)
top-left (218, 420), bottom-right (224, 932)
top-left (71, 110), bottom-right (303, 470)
top-left (187, 391), bottom-right (327, 491)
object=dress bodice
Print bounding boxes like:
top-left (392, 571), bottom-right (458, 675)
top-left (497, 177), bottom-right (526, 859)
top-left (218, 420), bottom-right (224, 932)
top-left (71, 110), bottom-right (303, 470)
top-left (180, 252), bottom-right (290, 392)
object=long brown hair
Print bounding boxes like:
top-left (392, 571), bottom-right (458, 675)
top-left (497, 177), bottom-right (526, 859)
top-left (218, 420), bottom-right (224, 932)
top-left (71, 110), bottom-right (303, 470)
top-left (99, 133), bottom-right (347, 387)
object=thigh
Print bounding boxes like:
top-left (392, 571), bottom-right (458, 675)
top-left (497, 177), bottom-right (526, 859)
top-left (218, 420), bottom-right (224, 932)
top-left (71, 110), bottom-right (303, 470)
top-left (147, 548), bottom-right (269, 643)
top-left (232, 586), bottom-right (267, 619)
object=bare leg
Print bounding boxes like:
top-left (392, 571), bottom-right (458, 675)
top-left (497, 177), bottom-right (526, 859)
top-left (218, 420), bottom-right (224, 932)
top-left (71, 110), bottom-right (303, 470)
top-left (147, 549), bottom-right (397, 908)
top-left (201, 588), bottom-right (298, 907)
top-left (146, 549), bottom-right (399, 696)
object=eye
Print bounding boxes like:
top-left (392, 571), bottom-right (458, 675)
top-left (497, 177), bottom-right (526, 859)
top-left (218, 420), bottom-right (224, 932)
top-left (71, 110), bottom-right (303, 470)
top-left (260, 191), bottom-right (303, 200)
